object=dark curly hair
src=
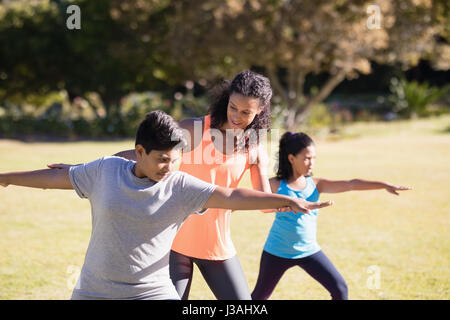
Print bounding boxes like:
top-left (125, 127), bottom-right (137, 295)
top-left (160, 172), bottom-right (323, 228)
top-left (208, 70), bottom-right (272, 150)
top-left (276, 132), bottom-right (315, 180)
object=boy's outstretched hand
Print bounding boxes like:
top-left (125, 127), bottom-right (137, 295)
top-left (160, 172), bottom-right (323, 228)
top-left (288, 199), bottom-right (334, 214)
top-left (0, 174), bottom-right (8, 187)
top-left (275, 199), bottom-right (334, 213)
top-left (385, 184), bottom-right (412, 196)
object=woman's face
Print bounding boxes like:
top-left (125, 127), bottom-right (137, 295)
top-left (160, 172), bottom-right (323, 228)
top-left (223, 92), bottom-right (263, 131)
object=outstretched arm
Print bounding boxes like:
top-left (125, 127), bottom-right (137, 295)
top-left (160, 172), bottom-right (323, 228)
top-left (48, 149), bottom-right (136, 169)
top-left (0, 167), bottom-right (73, 189)
top-left (314, 178), bottom-right (412, 195)
top-left (205, 186), bottom-right (333, 214)
top-left (113, 149), bottom-right (137, 161)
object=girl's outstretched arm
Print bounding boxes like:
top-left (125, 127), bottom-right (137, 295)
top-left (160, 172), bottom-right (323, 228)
top-left (0, 167), bottom-right (73, 189)
top-left (314, 178), bottom-right (412, 195)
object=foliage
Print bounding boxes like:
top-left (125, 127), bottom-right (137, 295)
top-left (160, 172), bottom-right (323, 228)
top-left (388, 77), bottom-right (450, 118)
top-left (0, 0), bottom-right (174, 115)
top-left (0, 0), bottom-right (448, 131)
top-left (163, 0), bottom-right (450, 129)
top-left (0, 90), bottom-right (179, 138)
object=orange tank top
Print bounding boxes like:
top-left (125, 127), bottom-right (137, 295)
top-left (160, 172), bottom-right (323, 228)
top-left (171, 115), bottom-right (250, 260)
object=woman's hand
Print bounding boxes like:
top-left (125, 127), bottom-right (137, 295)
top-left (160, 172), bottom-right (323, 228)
top-left (47, 163), bottom-right (74, 169)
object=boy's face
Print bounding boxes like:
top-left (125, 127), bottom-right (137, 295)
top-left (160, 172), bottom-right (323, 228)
top-left (135, 145), bottom-right (180, 182)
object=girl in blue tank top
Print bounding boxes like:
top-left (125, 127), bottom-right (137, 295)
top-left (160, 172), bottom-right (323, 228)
top-left (252, 132), bottom-right (411, 300)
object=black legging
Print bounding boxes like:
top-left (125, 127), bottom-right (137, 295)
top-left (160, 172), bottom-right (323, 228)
top-left (252, 250), bottom-right (348, 300)
top-left (169, 250), bottom-right (251, 300)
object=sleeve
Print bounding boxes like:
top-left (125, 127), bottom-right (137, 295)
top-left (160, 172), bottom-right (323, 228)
top-left (69, 157), bottom-right (104, 199)
top-left (177, 172), bottom-right (217, 216)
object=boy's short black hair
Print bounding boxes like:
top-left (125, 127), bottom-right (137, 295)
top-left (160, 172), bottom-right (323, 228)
top-left (135, 111), bottom-right (186, 154)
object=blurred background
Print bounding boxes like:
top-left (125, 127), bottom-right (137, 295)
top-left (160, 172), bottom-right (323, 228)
top-left (0, 0), bottom-right (448, 138)
top-left (0, 0), bottom-right (449, 300)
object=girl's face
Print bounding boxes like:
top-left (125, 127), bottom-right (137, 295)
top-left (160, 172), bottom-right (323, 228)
top-left (288, 144), bottom-right (316, 177)
top-left (223, 92), bottom-right (263, 130)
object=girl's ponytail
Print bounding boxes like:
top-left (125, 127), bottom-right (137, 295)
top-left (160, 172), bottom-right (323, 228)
top-left (275, 132), bottom-right (314, 181)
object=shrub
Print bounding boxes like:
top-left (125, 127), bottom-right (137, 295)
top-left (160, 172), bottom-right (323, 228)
top-left (388, 78), bottom-right (450, 118)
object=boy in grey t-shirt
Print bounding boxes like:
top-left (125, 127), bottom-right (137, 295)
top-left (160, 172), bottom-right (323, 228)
top-left (0, 111), bottom-right (332, 300)
top-left (69, 156), bottom-right (216, 299)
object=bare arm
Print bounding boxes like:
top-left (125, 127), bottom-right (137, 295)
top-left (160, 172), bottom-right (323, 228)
top-left (0, 167), bottom-right (73, 189)
top-left (259, 177), bottom-right (285, 213)
top-left (268, 177), bottom-right (281, 193)
top-left (249, 144), bottom-right (271, 193)
top-left (204, 186), bottom-right (333, 214)
top-left (49, 149), bottom-right (136, 169)
top-left (314, 178), bottom-right (412, 195)
top-left (113, 149), bottom-right (137, 161)
top-left (248, 145), bottom-right (277, 213)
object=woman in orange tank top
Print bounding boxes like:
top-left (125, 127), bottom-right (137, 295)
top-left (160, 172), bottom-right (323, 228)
top-left (114, 70), bottom-right (273, 299)
top-left (172, 70), bottom-right (273, 300)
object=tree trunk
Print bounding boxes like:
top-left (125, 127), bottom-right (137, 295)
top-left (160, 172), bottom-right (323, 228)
top-left (285, 107), bottom-right (297, 130)
top-left (267, 67), bottom-right (346, 131)
top-left (294, 70), bottom-right (347, 126)
top-left (267, 66), bottom-right (308, 131)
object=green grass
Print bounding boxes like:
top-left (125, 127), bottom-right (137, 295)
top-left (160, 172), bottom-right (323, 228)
top-left (0, 115), bottom-right (449, 300)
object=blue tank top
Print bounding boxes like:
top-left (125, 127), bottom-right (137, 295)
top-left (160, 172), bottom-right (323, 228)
top-left (263, 177), bottom-right (321, 259)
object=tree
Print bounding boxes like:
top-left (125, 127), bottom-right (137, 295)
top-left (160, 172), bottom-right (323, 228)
top-left (164, 0), bottom-right (450, 129)
top-left (1, 0), bottom-right (448, 129)
top-left (0, 0), bottom-right (174, 117)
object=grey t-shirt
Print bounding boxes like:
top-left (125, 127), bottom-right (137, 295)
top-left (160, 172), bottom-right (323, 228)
top-left (68, 156), bottom-right (217, 300)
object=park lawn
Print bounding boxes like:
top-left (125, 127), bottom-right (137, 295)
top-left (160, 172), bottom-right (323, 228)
top-left (0, 115), bottom-right (449, 299)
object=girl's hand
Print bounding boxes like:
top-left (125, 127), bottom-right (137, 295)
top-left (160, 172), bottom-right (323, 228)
top-left (47, 163), bottom-right (73, 169)
top-left (385, 184), bottom-right (412, 195)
